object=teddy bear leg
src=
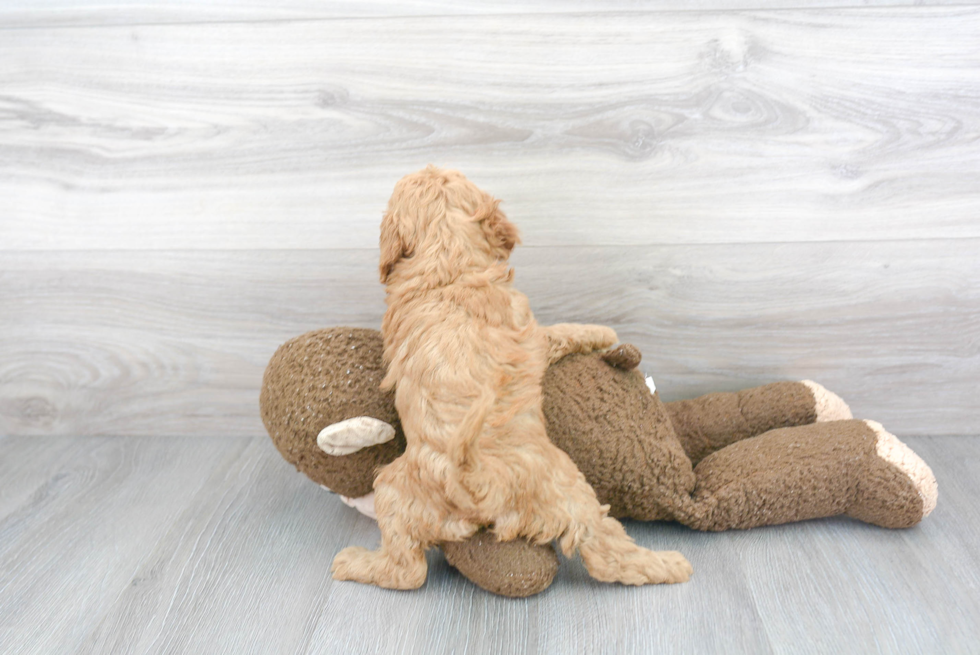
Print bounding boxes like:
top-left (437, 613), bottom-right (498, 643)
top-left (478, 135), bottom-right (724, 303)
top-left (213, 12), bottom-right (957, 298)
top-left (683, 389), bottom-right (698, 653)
top-left (441, 531), bottom-right (560, 597)
top-left (681, 419), bottom-right (936, 531)
top-left (663, 381), bottom-right (851, 466)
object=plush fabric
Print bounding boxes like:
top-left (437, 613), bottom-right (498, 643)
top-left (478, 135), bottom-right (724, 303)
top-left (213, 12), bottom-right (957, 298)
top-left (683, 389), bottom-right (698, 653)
top-left (541, 352), bottom-right (695, 521)
top-left (441, 530), bottom-right (559, 598)
top-left (260, 328), bottom-right (405, 498)
top-left (260, 327), bottom-right (938, 596)
top-left (664, 381), bottom-right (818, 466)
top-left (689, 419), bottom-right (924, 530)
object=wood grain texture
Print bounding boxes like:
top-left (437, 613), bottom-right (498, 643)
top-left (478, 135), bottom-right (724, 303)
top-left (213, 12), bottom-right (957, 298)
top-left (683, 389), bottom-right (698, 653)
top-left (1, 241), bottom-right (976, 438)
top-left (1, 435), bottom-right (977, 654)
top-left (2, 5), bottom-right (975, 650)
top-left (3, 0), bottom-right (979, 29)
top-left (2, 8), bottom-right (979, 250)
top-left (0, 436), bottom-right (249, 653)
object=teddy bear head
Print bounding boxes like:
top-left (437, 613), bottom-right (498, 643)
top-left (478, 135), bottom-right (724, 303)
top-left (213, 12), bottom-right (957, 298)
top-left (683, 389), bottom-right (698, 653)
top-left (260, 328), bottom-right (404, 499)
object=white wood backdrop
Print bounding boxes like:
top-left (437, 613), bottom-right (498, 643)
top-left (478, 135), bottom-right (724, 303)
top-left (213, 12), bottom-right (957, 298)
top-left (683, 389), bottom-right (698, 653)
top-left (1, 1), bottom-right (978, 437)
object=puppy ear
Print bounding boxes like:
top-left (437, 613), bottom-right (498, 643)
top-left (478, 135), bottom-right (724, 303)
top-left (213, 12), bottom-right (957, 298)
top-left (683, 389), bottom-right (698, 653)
top-left (379, 210), bottom-right (405, 284)
top-left (478, 198), bottom-right (521, 253)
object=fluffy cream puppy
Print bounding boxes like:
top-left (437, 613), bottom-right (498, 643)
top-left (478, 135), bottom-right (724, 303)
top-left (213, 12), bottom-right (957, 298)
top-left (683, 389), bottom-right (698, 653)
top-left (331, 166), bottom-right (692, 590)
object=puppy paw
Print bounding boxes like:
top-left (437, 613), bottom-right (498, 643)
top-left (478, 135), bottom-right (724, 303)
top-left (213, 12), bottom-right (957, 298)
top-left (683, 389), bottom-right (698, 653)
top-left (331, 546), bottom-right (427, 589)
top-left (587, 545), bottom-right (693, 586)
top-left (657, 550), bottom-right (693, 584)
top-left (591, 326), bottom-right (618, 351)
top-left (622, 549), bottom-right (692, 585)
top-left (331, 546), bottom-right (371, 582)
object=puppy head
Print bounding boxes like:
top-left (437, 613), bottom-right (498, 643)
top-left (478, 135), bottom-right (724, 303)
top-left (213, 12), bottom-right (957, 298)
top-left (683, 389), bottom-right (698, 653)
top-left (379, 166), bottom-right (521, 284)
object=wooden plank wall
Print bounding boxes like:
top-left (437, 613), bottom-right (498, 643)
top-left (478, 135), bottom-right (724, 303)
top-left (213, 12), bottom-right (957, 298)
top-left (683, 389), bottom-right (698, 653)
top-left (2, 2), bottom-right (978, 438)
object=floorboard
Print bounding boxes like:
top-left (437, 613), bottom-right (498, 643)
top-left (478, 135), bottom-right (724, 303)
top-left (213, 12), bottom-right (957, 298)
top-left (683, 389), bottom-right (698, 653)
top-left (0, 435), bottom-right (975, 654)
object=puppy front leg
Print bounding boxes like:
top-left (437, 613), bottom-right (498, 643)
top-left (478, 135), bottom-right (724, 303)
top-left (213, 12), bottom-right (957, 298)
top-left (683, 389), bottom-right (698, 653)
top-left (544, 323), bottom-right (618, 364)
top-left (331, 463), bottom-right (429, 590)
top-left (331, 539), bottom-right (426, 590)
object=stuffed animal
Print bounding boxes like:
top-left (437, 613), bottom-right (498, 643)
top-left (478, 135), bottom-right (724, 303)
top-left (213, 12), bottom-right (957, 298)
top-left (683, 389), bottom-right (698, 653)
top-left (260, 327), bottom-right (937, 597)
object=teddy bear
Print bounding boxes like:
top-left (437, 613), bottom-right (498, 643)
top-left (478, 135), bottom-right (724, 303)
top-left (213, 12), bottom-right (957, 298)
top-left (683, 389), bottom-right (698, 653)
top-left (260, 327), bottom-right (938, 597)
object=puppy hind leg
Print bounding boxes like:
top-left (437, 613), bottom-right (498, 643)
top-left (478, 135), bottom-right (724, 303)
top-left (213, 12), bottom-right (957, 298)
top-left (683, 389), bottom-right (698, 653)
top-left (550, 465), bottom-right (692, 585)
top-left (575, 511), bottom-right (692, 585)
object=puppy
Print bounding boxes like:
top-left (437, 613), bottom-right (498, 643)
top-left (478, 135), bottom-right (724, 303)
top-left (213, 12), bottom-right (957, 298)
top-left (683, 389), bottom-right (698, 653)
top-left (331, 166), bottom-right (692, 590)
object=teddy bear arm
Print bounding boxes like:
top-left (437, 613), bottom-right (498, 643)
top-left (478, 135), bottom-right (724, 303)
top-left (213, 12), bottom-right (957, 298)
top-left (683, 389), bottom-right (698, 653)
top-left (664, 381), bottom-right (848, 466)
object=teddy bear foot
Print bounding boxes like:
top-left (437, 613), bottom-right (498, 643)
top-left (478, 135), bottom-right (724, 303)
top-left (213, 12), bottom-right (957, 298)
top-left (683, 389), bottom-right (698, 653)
top-left (847, 420), bottom-right (938, 528)
top-left (801, 380), bottom-right (853, 422)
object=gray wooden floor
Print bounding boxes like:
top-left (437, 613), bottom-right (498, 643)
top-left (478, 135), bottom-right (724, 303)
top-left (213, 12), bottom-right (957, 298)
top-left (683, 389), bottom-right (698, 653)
top-left (1, 434), bottom-right (976, 655)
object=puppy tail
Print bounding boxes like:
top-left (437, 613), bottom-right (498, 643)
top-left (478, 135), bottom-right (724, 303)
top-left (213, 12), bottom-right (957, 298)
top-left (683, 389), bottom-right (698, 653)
top-left (449, 390), bottom-right (495, 470)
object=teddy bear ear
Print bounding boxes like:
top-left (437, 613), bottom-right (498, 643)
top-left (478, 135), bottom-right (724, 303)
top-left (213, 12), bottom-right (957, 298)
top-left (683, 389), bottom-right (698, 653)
top-left (317, 416), bottom-right (396, 456)
top-left (601, 343), bottom-right (642, 370)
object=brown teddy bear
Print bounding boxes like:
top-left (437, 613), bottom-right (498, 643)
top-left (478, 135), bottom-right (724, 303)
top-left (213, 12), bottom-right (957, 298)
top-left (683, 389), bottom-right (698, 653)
top-left (260, 327), bottom-right (937, 597)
